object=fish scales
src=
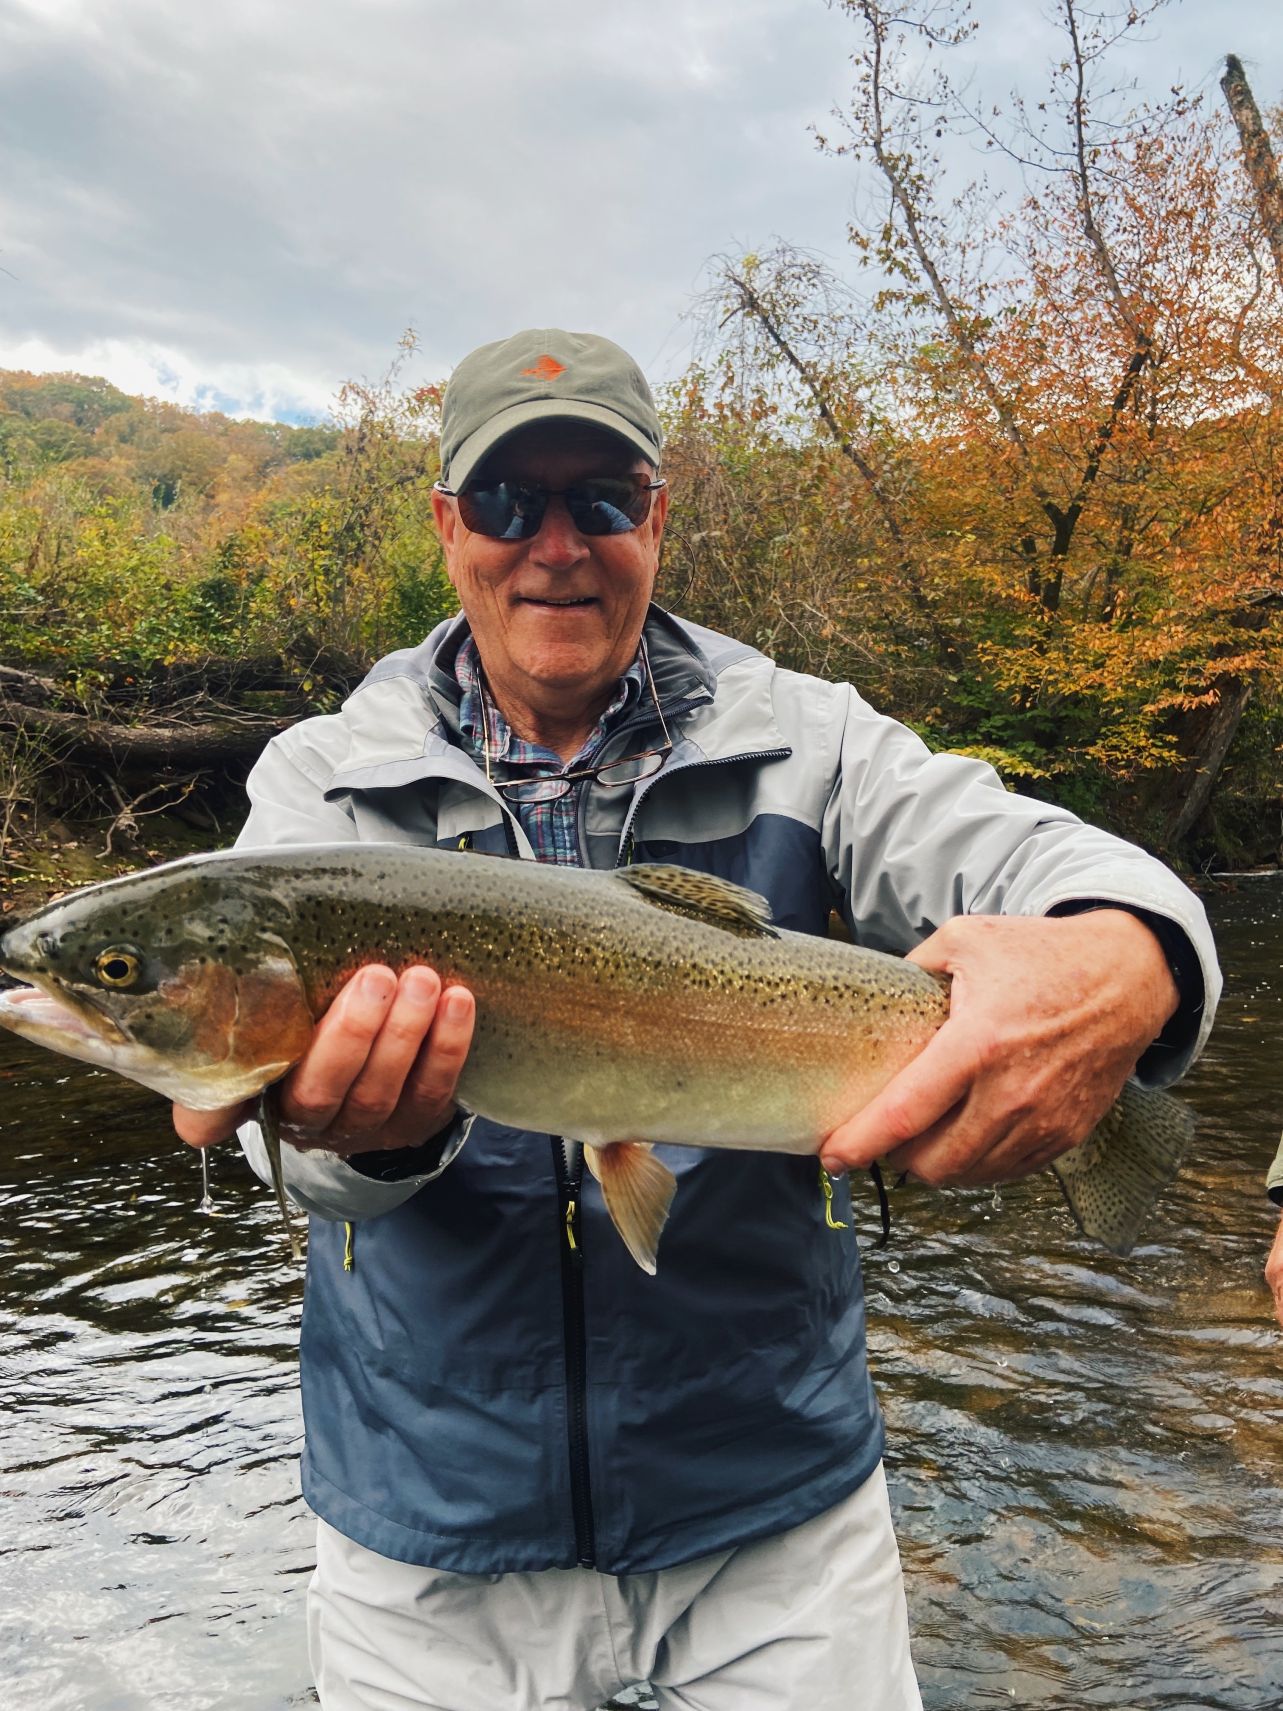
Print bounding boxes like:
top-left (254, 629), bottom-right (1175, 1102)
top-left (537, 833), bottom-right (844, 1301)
top-left (250, 849), bottom-right (946, 1149)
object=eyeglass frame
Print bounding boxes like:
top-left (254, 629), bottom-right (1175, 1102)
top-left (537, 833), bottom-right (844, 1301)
top-left (477, 638), bottom-right (674, 805)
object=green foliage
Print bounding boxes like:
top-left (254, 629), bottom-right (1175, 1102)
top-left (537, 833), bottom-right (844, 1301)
top-left (0, 350), bottom-right (457, 681)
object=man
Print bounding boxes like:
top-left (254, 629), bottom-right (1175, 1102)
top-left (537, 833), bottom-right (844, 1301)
top-left (175, 328), bottom-right (1220, 1711)
top-left (1267, 1136), bottom-right (1283, 1327)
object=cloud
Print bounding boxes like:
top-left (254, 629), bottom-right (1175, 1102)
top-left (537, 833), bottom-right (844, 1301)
top-left (0, 333), bottom-right (337, 422)
top-left (0, 0), bottom-right (1277, 418)
top-left (0, 0), bottom-right (856, 413)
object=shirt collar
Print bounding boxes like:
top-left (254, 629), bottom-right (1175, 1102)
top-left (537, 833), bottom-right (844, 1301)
top-left (454, 635), bottom-right (647, 770)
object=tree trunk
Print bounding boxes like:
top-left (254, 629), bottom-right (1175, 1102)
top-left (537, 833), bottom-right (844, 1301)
top-left (1221, 54), bottom-right (1283, 286)
top-left (1165, 679), bottom-right (1254, 846)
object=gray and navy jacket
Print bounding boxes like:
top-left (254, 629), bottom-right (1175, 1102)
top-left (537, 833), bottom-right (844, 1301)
top-left (236, 607), bottom-right (1220, 1575)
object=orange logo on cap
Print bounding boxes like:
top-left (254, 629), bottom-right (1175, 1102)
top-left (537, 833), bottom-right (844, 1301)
top-left (521, 355), bottom-right (566, 381)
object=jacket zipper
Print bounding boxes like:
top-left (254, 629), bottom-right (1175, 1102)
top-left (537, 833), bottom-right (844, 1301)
top-left (556, 740), bottom-right (785, 1567)
top-left (614, 747), bottom-right (791, 867)
top-left (552, 1134), bottom-right (596, 1567)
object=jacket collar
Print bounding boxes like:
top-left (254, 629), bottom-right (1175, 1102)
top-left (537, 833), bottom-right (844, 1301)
top-left (325, 605), bottom-right (785, 799)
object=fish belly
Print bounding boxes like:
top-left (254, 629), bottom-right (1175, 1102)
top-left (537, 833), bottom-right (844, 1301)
top-left (456, 983), bottom-right (933, 1153)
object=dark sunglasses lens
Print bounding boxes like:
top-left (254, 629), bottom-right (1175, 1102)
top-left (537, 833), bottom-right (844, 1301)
top-left (457, 482), bottom-right (546, 540)
top-left (564, 478), bottom-right (651, 536)
top-left (457, 477), bottom-right (652, 539)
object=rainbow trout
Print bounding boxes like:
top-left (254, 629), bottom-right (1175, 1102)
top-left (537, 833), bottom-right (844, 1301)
top-left (0, 844), bottom-right (1193, 1270)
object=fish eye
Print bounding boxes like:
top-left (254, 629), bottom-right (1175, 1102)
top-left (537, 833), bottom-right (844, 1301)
top-left (94, 947), bottom-right (142, 988)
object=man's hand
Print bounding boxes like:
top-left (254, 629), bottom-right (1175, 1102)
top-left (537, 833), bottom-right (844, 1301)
top-left (1266, 1218), bottom-right (1283, 1329)
top-left (172, 964), bottom-right (476, 1158)
top-left (820, 910), bottom-right (1179, 1187)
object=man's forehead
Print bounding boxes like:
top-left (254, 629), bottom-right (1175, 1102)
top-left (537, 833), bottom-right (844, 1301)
top-left (477, 421), bottom-right (649, 480)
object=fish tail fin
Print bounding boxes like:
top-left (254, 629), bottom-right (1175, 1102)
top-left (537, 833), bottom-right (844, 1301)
top-left (585, 1141), bottom-right (677, 1275)
top-left (1050, 1080), bottom-right (1195, 1256)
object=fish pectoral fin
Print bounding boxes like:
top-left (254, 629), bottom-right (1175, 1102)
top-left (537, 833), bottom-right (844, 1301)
top-left (584, 1141), bottom-right (677, 1275)
top-left (1050, 1080), bottom-right (1195, 1256)
top-left (617, 864), bottom-right (778, 939)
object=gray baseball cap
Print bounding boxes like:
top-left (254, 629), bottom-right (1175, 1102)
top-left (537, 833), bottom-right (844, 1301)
top-left (438, 328), bottom-right (663, 491)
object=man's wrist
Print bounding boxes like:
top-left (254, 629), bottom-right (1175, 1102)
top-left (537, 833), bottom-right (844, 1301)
top-left (1048, 899), bottom-right (1203, 1069)
top-left (345, 1109), bottom-right (471, 1183)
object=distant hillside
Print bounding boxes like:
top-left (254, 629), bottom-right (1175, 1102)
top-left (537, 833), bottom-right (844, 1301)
top-left (0, 366), bottom-right (455, 679)
top-left (1, 369), bottom-right (339, 510)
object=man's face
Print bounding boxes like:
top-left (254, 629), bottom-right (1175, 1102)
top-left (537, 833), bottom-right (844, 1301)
top-left (431, 422), bottom-right (667, 718)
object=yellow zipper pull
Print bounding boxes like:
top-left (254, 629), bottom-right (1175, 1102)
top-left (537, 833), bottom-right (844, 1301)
top-left (343, 1221), bottom-right (355, 1271)
top-left (565, 1197), bottom-right (578, 1252)
top-left (819, 1165), bottom-right (848, 1231)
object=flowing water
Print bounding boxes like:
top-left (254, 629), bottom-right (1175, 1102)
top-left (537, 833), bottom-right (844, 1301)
top-left (0, 880), bottom-right (1279, 1710)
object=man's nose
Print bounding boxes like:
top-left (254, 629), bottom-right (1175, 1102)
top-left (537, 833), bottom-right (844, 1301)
top-left (529, 494), bottom-right (590, 566)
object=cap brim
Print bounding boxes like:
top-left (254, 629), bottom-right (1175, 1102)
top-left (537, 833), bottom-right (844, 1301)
top-left (444, 399), bottom-right (661, 491)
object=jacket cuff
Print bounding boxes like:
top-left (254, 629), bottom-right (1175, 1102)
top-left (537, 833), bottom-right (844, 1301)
top-left (345, 1110), bottom-right (474, 1183)
top-left (1046, 900), bottom-right (1204, 1080)
top-left (1267, 1133), bottom-right (1283, 1207)
top-left (237, 1111), bottom-right (474, 1223)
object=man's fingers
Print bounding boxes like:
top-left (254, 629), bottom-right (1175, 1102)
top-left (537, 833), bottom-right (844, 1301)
top-left (886, 1119), bottom-right (1069, 1188)
top-left (402, 985), bottom-right (475, 1120)
top-left (173, 1098), bottom-right (256, 1149)
top-left (819, 1027), bottom-right (980, 1175)
top-left (278, 964), bottom-right (398, 1133)
top-left (338, 966), bottom-right (446, 1131)
top-left (275, 965), bottom-right (476, 1153)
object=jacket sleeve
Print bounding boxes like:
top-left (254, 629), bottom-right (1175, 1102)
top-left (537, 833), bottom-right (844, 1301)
top-left (237, 1111), bottom-right (474, 1223)
top-left (230, 728), bottom-right (470, 1222)
top-left (818, 681), bottom-right (1220, 1084)
top-left (1267, 1133), bottom-right (1283, 1208)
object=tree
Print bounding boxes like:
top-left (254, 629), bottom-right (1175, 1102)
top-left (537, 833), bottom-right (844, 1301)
top-left (693, 0), bottom-right (1282, 855)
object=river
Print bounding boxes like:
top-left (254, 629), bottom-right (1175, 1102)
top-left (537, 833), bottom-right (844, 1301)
top-left (0, 880), bottom-right (1279, 1710)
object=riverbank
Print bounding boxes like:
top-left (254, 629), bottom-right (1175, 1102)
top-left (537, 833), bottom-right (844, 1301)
top-left (0, 794), bottom-right (236, 918)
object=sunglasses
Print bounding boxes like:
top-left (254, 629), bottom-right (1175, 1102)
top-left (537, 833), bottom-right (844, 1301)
top-left (435, 474), bottom-right (665, 541)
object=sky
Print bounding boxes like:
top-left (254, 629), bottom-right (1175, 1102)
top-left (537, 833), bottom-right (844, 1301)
top-left (1, 0), bottom-right (1280, 424)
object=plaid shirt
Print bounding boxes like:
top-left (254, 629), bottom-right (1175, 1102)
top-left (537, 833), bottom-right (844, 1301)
top-left (455, 636), bottom-right (646, 867)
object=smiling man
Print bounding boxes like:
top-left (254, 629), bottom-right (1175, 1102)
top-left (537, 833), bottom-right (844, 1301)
top-left (174, 329), bottom-right (1219, 1711)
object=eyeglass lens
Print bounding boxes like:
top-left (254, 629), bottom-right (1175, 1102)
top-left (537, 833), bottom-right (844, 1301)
top-left (458, 476), bottom-right (656, 541)
top-left (497, 749), bottom-right (667, 802)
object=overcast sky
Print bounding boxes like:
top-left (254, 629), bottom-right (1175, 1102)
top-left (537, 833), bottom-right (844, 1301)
top-left (1, 0), bottom-right (1280, 423)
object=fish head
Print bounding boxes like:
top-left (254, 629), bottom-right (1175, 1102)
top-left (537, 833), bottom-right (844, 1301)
top-left (0, 857), bottom-right (315, 1110)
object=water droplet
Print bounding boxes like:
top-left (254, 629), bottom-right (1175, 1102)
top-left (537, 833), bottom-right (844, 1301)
top-left (991, 1189), bottom-right (1003, 1212)
top-left (888, 1258), bottom-right (901, 1273)
top-left (198, 1148), bottom-right (215, 1217)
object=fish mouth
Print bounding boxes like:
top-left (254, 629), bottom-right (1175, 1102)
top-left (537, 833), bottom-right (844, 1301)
top-left (0, 977), bottom-right (128, 1048)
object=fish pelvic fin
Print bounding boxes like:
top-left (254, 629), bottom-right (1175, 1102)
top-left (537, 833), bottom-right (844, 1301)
top-left (585, 1141), bottom-right (677, 1275)
top-left (617, 864), bottom-right (778, 939)
top-left (1050, 1080), bottom-right (1195, 1256)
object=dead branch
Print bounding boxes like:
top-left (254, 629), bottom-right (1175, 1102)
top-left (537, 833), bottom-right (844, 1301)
top-left (99, 777), bottom-right (199, 858)
top-left (1221, 54), bottom-right (1283, 288)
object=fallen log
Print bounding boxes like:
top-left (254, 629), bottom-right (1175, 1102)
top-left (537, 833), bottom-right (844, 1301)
top-left (0, 664), bottom-right (59, 706)
top-left (0, 699), bottom-right (293, 767)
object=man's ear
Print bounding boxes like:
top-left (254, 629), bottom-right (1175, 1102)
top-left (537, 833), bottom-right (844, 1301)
top-left (648, 477), bottom-right (669, 549)
top-left (431, 484), bottom-right (456, 547)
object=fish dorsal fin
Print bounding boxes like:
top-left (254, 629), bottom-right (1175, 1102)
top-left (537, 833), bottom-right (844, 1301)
top-left (617, 863), bottom-right (779, 939)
